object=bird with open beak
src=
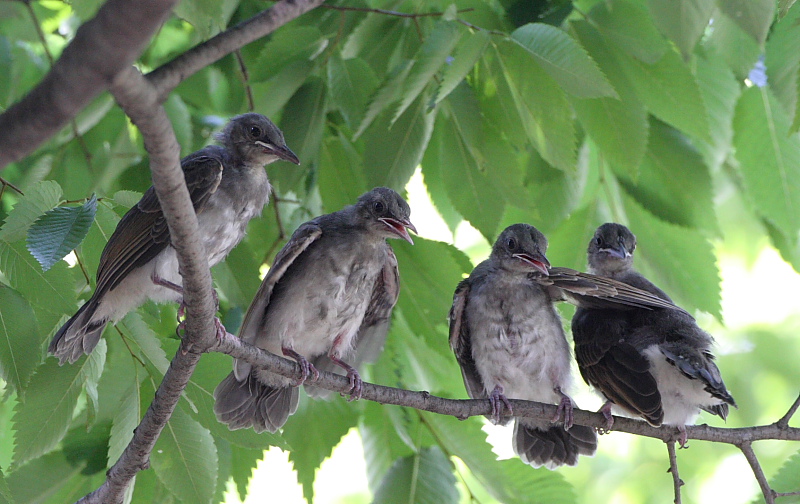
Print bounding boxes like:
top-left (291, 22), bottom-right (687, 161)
top-left (214, 187), bottom-right (416, 433)
top-left (449, 223), bottom-right (685, 468)
top-left (572, 223), bottom-right (736, 446)
top-left (49, 113), bottom-right (299, 364)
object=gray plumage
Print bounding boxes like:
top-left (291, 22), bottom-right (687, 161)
top-left (572, 223), bottom-right (736, 443)
top-left (49, 113), bottom-right (299, 364)
top-left (214, 187), bottom-right (415, 433)
top-left (449, 224), bottom-right (685, 468)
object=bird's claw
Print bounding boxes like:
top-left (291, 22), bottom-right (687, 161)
top-left (677, 426), bottom-right (689, 448)
top-left (553, 388), bottom-right (574, 430)
top-left (489, 385), bottom-right (512, 424)
top-left (282, 347), bottom-right (318, 386)
top-left (346, 370), bottom-right (363, 401)
top-left (597, 401), bottom-right (615, 434)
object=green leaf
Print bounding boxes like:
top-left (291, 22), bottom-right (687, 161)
top-left (648, 0), bottom-right (714, 59)
top-left (694, 51), bottom-right (741, 172)
top-left (63, 421), bottom-right (111, 476)
top-left (108, 381), bottom-right (141, 468)
top-left (0, 240), bottom-right (76, 332)
top-left (79, 201), bottom-right (122, 281)
top-left (393, 237), bottom-right (472, 339)
top-left (0, 465), bottom-right (12, 504)
top-left (121, 313), bottom-right (171, 376)
top-left (589, 0), bottom-right (668, 64)
top-left (164, 95), bottom-right (193, 157)
top-left (511, 23), bottom-right (617, 98)
top-left (497, 42), bottom-right (577, 172)
top-left (705, 10), bottom-right (762, 79)
top-left (373, 447), bottom-right (459, 504)
top-left (151, 405), bottom-right (218, 504)
top-left (0, 180), bottom-right (62, 242)
top-left (362, 94), bottom-right (435, 191)
top-left (717, 0), bottom-right (775, 45)
top-left (251, 27), bottom-right (327, 83)
top-left (433, 30), bottom-right (490, 105)
top-left (615, 43), bottom-right (710, 141)
top-left (766, 3), bottom-right (800, 126)
top-left (174, 0), bottom-right (223, 39)
top-left (0, 286), bottom-right (41, 393)
top-left (230, 445), bottom-right (264, 501)
top-left (423, 413), bottom-right (576, 504)
top-left (616, 120), bottom-right (718, 234)
top-left (26, 194), bottom-right (97, 272)
top-left (12, 340), bottom-right (106, 468)
top-left (6, 452), bottom-right (84, 504)
top-left (623, 194), bottom-right (722, 318)
top-left (764, 450), bottom-right (800, 504)
top-left (355, 60), bottom-right (414, 139)
top-left (392, 21), bottom-right (462, 122)
top-left (327, 55), bottom-right (379, 131)
top-left (734, 86), bottom-right (800, 237)
top-left (318, 133), bottom-right (368, 214)
top-left (434, 100), bottom-right (504, 241)
top-left (361, 402), bottom-right (416, 492)
top-left (283, 397), bottom-right (359, 502)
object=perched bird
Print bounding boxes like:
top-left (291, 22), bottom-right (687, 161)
top-left (49, 113), bottom-right (299, 364)
top-left (449, 224), bottom-right (680, 469)
top-left (572, 223), bottom-right (736, 445)
top-left (214, 187), bottom-right (416, 433)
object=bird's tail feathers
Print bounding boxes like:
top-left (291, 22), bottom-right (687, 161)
top-left (48, 301), bottom-right (107, 365)
top-left (214, 372), bottom-right (299, 433)
top-left (513, 419), bottom-right (597, 469)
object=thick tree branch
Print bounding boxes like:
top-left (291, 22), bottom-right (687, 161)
top-left (0, 0), bottom-right (177, 169)
top-left (146, 0), bottom-right (326, 100)
top-left (211, 333), bottom-right (800, 445)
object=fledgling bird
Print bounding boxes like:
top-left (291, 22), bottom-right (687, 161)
top-left (214, 187), bottom-right (416, 433)
top-left (49, 113), bottom-right (299, 364)
top-left (572, 223), bottom-right (736, 445)
top-left (449, 224), bottom-right (681, 469)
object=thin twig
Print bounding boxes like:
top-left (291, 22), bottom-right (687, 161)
top-left (114, 325), bottom-right (147, 368)
top-left (777, 392), bottom-right (800, 429)
top-left (321, 5), bottom-right (475, 18)
top-left (666, 441), bottom-right (683, 504)
top-left (739, 442), bottom-right (775, 504)
top-left (0, 177), bottom-right (24, 196)
top-left (234, 49), bottom-right (255, 111)
top-left (775, 491), bottom-right (800, 498)
top-left (73, 250), bottom-right (93, 287)
top-left (24, 0), bottom-right (94, 173)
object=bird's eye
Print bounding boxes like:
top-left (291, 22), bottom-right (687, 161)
top-left (506, 238), bottom-right (517, 250)
top-left (373, 201), bottom-right (385, 214)
top-left (249, 126), bottom-right (262, 137)
top-left (595, 237), bottom-right (602, 246)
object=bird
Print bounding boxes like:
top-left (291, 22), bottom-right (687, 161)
top-left (214, 187), bottom-right (416, 433)
top-left (448, 223), bottom-right (683, 469)
top-left (49, 113), bottom-right (299, 365)
top-left (571, 223), bottom-right (736, 445)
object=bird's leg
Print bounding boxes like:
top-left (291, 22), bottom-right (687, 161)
top-left (677, 425), bottom-right (689, 448)
top-left (328, 354), bottom-right (362, 401)
top-left (488, 385), bottom-right (513, 425)
top-left (597, 401), bottom-right (615, 433)
top-left (553, 387), bottom-right (575, 430)
top-left (281, 347), bottom-right (318, 386)
top-left (154, 273), bottom-right (226, 340)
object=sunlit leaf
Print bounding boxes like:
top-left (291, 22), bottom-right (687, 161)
top-left (589, 0), bottom-right (668, 64)
top-left (717, 0), bottom-right (775, 45)
top-left (373, 447), bottom-right (459, 504)
top-left (0, 180), bottom-right (62, 243)
top-left (433, 30), bottom-right (490, 105)
top-left (648, 0), bottom-right (714, 59)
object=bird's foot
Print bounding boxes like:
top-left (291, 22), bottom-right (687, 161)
top-left (214, 316), bottom-right (227, 340)
top-left (597, 401), bottom-right (615, 434)
top-left (488, 385), bottom-right (513, 425)
top-left (329, 355), bottom-right (362, 401)
top-left (282, 347), bottom-right (318, 386)
top-left (677, 425), bottom-right (689, 448)
top-left (553, 387), bottom-right (574, 430)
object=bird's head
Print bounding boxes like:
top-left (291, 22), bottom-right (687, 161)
top-left (491, 224), bottom-right (551, 275)
top-left (357, 187), bottom-right (417, 244)
top-left (218, 113), bottom-right (300, 167)
top-left (588, 223), bottom-right (636, 274)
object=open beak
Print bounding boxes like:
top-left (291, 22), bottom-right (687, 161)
top-left (601, 245), bottom-right (630, 259)
top-left (255, 141), bottom-right (300, 165)
top-left (512, 252), bottom-right (550, 276)
top-left (379, 217), bottom-right (417, 244)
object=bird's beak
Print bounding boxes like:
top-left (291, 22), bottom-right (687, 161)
top-left (601, 245), bottom-right (630, 259)
top-left (255, 141), bottom-right (300, 165)
top-left (379, 217), bottom-right (417, 244)
top-left (512, 252), bottom-right (550, 276)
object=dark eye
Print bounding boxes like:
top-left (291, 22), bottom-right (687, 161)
top-left (373, 201), bottom-right (385, 214)
top-left (249, 126), bottom-right (262, 137)
top-left (595, 237), bottom-right (602, 246)
top-left (506, 238), bottom-right (517, 250)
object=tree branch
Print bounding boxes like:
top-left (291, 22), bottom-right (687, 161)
top-left (210, 333), bottom-right (800, 445)
top-left (666, 441), bottom-right (683, 504)
top-left (777, 392), bottom-right (800, 429)
top-left (146, 0), bottom-right (326, 101)
top-left (0, 0), bottom-right (178, 169)
top-left (739, 442), bottom-right (775, 504)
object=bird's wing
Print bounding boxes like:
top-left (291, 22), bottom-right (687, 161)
top-left (308, 244), bottom-right (400, 393)
top-left (449, 278), bottom-right (486, 400)
top-left (237, 222), bottom-right (323, 346)
top-left (573, 309), bottom-right (664, 425)
top-left (95, 151), bottom-right (225, 294)
top-left (544, 267), bottom-right (689, 314)
top-left (658, 342), bottom-right (737, 411)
